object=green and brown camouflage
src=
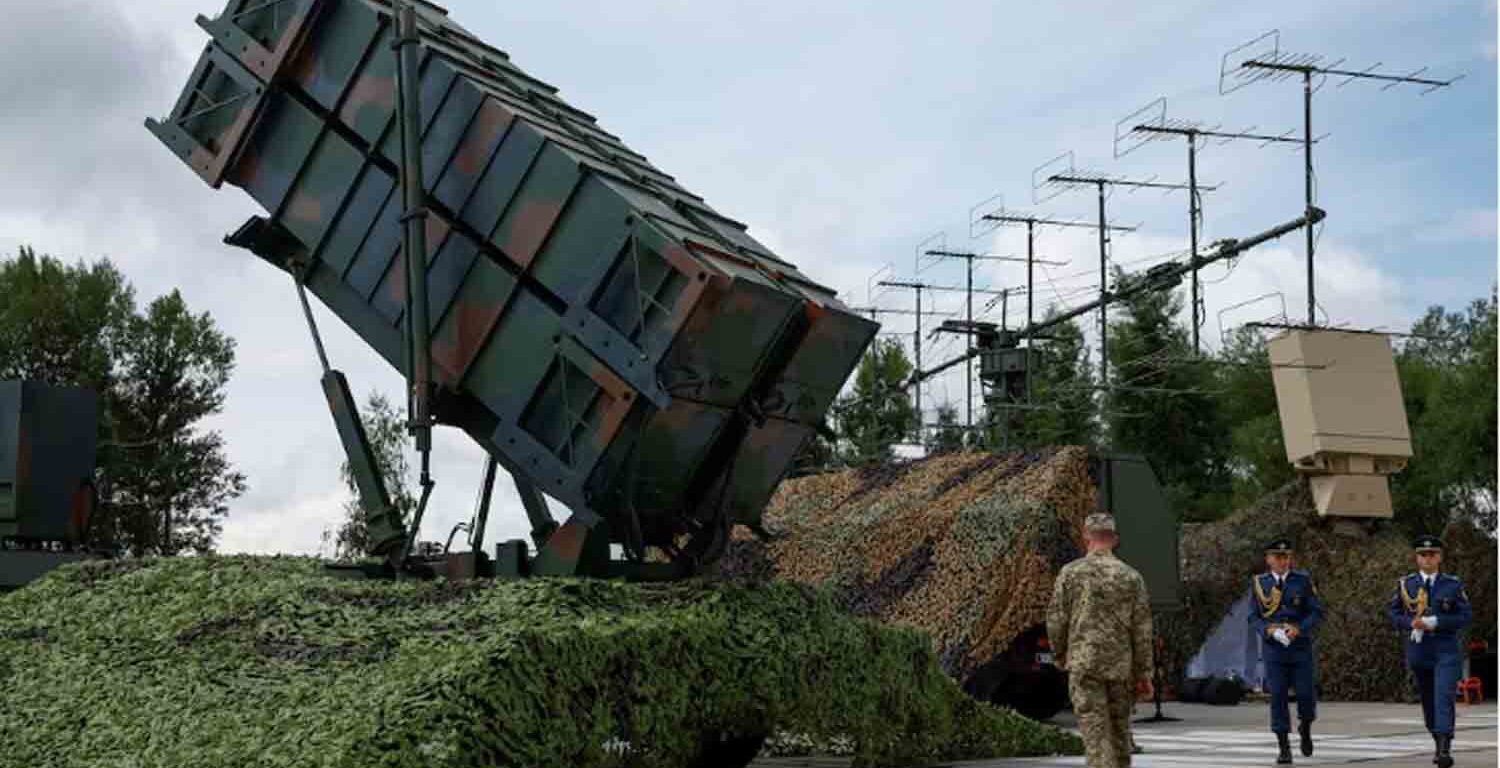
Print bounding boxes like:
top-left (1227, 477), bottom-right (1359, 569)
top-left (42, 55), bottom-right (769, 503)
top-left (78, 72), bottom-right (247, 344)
top-left (148, 0), bottom-right (876, 572)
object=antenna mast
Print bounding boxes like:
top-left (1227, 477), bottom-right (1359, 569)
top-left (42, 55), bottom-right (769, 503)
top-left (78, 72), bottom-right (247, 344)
top-left (1220, 29), bottom-right (1461, 326)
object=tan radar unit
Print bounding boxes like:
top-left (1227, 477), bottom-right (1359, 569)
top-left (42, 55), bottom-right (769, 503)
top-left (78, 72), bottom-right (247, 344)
top-left (1268, 328), bottom-right (1412, 518)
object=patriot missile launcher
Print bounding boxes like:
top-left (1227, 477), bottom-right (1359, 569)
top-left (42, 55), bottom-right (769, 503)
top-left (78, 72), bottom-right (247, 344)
top-left (149, 0), bottom-right (875, 577)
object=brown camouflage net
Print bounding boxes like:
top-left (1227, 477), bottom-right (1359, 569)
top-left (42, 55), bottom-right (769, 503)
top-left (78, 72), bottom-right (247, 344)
top-left (718, 447), bottom-right (1096, 684)
top-left (1159, 480), bottom-right (1497, 702)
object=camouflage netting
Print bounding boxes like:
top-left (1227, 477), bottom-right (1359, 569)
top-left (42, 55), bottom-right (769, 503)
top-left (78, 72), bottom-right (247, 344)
top-left (0, 557), bottom-right (1080, 768)
top-left (1158, 480), bottom-right (1497, 702)
top-left (719, 447), bottom-right (1096, 684)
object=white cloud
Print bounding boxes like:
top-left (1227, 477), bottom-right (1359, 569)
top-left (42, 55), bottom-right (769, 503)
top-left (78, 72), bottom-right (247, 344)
top-left (0, 0), bottom-right (1492, 556)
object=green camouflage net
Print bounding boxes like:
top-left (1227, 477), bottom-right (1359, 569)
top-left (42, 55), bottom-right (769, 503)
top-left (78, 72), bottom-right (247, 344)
top-left (1159, 480), bottom-right (1496, 702)
top-left (0, 556), bottom-right (1080, 768)
top-left (720, 447), bottom-right (1096, 684)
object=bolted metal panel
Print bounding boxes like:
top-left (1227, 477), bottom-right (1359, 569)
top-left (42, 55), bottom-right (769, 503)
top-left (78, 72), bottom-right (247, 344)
top-left (149, 0), bottom-right (877, 564)
top-left (657, 277), bottom-right (802, 411)
top-left (1098, 454), bottom-right (1181, 611)
top-left (763, 299), bottom-right (880, 425)
top-left (1268, 328), bottom-right (1412, 464)
top-left (289, 0), bottom-right (381, 110)
top-left (319, 163), bottom-right (396, 278)
top-left (0, 551), bottom-right (90, 592)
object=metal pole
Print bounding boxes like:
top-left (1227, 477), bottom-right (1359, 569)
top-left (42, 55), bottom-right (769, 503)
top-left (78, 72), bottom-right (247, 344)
top-left (1097, 181), bottom-right (1109, 387)
top-left (965, 254), bottom-right (973, 439)
top-left (1026, 219), bottom-right (1035, 338)
top-left (1024, 219), bottom-right (1035, 410)
top-left (914, 285), bottom-right (923, 446)
top-left (1303, 70), bottom-right (1315, 326)
top-left (394, 0), bottom-right (434, 567)
top-left (469, 455), bottom-right (498, 555)
top-left (293, 274), bottom-right (332, 373)
top-left (1188, 134), bottom-right (1200, 354)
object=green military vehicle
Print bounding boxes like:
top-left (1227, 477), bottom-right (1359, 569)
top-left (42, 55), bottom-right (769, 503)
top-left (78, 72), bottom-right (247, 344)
top-left (148, 0), bottom-right (876, 581)
top-left (0, 381), bottom-right (99, 591)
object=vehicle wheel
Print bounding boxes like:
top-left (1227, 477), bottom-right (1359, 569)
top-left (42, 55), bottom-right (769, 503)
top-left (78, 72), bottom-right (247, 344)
top-left (687, 730), bottom-right (767, 768)
top-left (1002, 664), bottom-right (1068, 720)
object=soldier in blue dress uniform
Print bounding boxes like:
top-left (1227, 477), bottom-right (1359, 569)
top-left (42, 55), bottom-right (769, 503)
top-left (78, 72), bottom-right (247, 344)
top-left (1248, 537), bottom-right (1324, 765)
top-left (1387, 534), bottom-right (1472, 768)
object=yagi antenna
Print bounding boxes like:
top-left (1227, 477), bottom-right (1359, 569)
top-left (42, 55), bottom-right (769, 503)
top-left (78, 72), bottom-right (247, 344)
top-left (1218, 29), bottom-right (1460, 326)
top-left (1033, 149), bottom-right (1211, 385)
top-left (916, 231), bottom-right (947, 274)
top-left (1112, 95), bottom-right (1293, 354)
top-left (969, 192), bottom-right (1007, 239)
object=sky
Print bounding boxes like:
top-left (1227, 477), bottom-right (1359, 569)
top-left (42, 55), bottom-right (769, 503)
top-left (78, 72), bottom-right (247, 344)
top-left (0, 0), bottom-right (1494, 555)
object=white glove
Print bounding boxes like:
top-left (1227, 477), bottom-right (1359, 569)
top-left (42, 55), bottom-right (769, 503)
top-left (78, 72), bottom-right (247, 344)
top-left (1420, 616), bottom-right (1438, 630)
top-left (1273, 628), bottom-right (1292, 646)
top-left (1410, 628), bottom-right (1425, 644)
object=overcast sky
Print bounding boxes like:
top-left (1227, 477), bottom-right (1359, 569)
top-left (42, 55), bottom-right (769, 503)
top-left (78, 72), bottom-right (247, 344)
top-left (1, 0), bottom-right (1494, 555)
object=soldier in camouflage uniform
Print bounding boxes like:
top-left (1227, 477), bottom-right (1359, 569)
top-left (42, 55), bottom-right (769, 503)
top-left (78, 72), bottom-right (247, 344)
top-left (1047, 513), bottom-right (1154, 768)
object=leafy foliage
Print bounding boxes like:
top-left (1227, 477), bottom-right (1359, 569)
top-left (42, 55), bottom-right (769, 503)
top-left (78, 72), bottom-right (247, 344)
top-left (1215, 327), bottom-right (1297, 508)
top-left (1392, 293), bottom-right (1498, 535)
top-left (1105, 275), bottom-right (1231, 521)
top-left (930, 402), bottom-right (964, 455)
top-left (0, 557), bottom-right (1080, 768)
top-left (831, 339), bottom-right (918, 464)
top-left (0, 248), bottom-right (244, 554)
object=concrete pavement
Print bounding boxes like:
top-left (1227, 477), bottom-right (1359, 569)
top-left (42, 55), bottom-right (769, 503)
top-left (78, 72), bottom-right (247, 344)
top-left (752, 701), bottom-right (1497, 767)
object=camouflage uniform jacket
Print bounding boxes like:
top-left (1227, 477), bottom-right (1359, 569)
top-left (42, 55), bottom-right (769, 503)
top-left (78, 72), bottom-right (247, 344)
top-left (1046, 549), bottom-right (1153, 682)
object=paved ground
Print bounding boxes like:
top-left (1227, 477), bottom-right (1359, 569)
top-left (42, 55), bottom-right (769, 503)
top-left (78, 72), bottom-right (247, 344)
top-left (753, 701), bottom-right (1497, 767)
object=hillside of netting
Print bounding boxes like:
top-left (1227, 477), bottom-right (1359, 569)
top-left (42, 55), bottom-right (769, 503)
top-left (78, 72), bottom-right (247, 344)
top-left (0, 557), bottom-right (1079, 768)
top-left (720, 447), bottom-right (1097, 683)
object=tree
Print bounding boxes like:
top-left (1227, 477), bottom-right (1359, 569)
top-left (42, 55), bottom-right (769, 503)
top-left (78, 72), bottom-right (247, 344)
top-left (1393, 292), bottom-right (1497, 534)
top-left (324, 393), bottom-right (417, 561)
top-left (930, 402), bottom-right (964, 455)
top-left (1105, 272), bottom-right (1231, 521)
top-left (104, 292), bottom-right (245, 554)
top-left (831, 339), bottom-right (918, 463)
top-left (1214, 326), bottom-right (1296, 507)
top-left (0, 248), bottom-right (245, 554)
top-left (0, 246), bottom-right (131, 392)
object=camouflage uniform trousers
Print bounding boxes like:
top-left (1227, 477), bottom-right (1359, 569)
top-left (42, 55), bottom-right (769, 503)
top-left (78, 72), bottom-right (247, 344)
top-left (1069, 674), bottom-right (1135, 768)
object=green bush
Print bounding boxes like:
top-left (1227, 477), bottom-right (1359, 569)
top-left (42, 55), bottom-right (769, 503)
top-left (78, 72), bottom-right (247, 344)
top-left (0, 556), bottom-right (1078, 768)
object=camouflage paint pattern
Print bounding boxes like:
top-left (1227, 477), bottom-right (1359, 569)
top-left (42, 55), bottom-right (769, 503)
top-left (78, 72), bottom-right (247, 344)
top-left (432, 97), bottom-right (515, 215)
top-left (149, 0), bottom-right (877, 571)
top-left (289, 0), bottom-right (380, 111)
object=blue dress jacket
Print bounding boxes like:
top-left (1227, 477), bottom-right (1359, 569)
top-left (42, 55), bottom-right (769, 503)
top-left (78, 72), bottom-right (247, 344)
top-left (1386, 572), bottom-right (1472, 666)
top-left (1248, 570), bottom-right (1324, 662)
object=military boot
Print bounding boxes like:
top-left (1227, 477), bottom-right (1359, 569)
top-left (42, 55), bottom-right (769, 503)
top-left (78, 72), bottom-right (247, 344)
top-left (1298, 720), bottom-right (1313, 756)
top-left (1435, 734), bottom-right (1453, 768)
top-left (1276, 732), bottom-right (1293, 764)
